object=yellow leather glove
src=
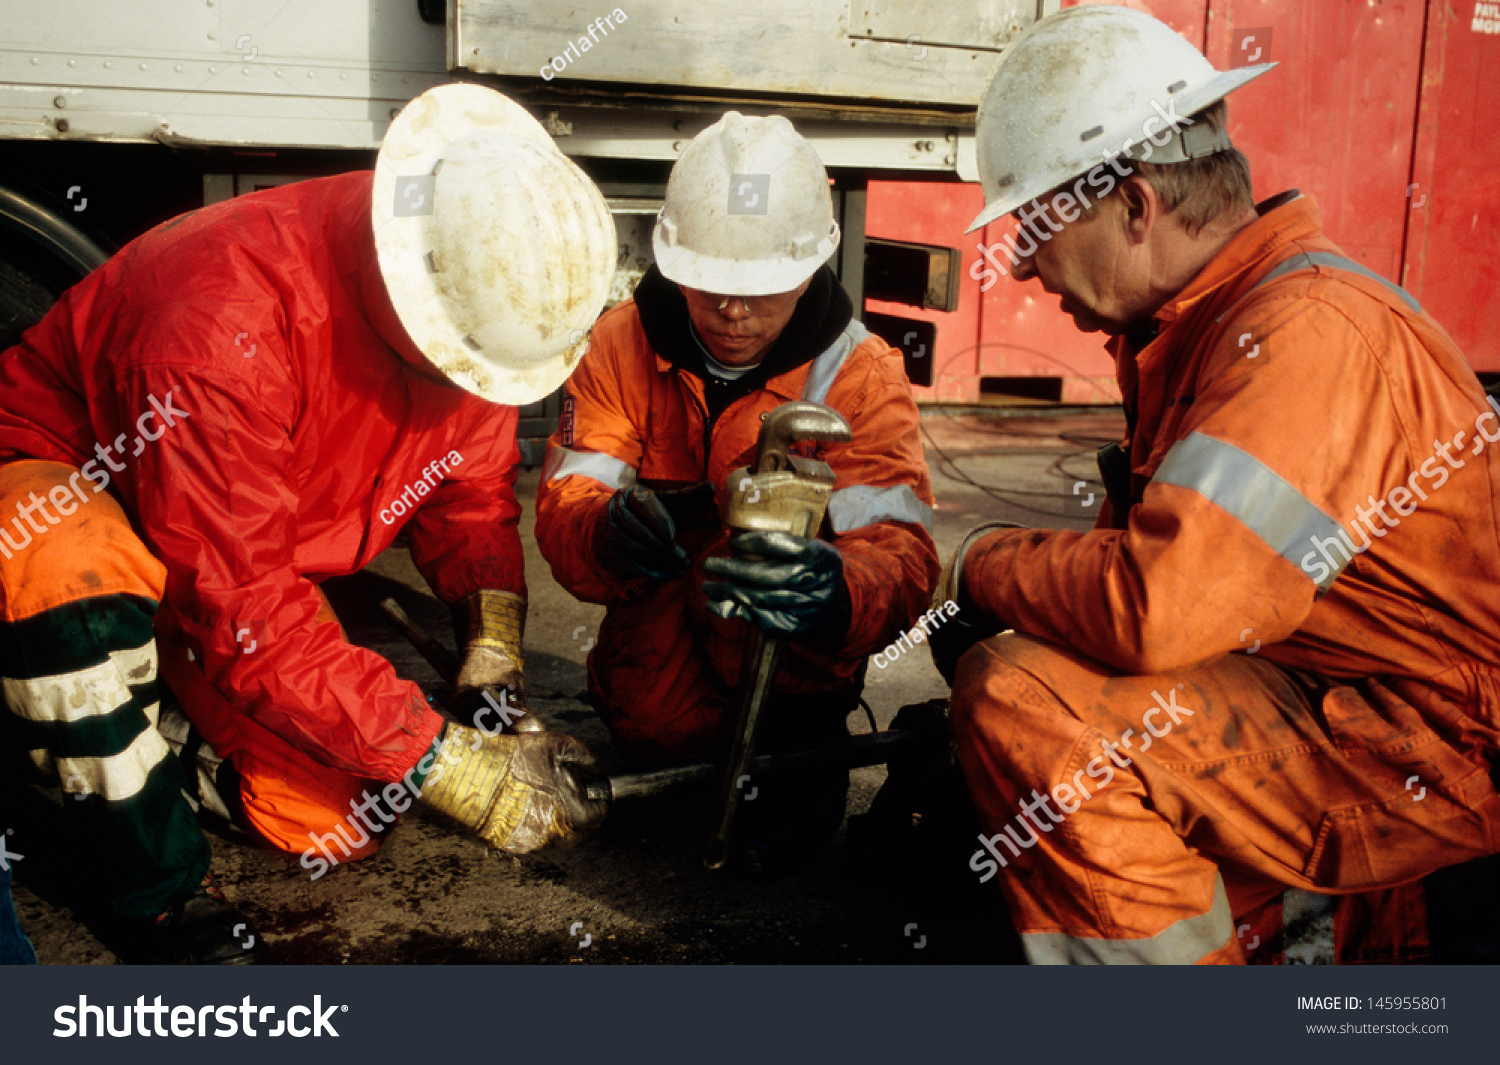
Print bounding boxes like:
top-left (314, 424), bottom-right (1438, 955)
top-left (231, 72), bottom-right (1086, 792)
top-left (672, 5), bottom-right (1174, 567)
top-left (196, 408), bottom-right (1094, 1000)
top-left (454, 589), bottom-right (525, 688)
top-left (452, 589), bottom-right (542, 732)
top-left (419, 724), bottom-right (607, 854)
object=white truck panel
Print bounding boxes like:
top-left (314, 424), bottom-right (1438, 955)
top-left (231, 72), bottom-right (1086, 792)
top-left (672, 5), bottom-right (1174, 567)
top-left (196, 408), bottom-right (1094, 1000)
top-left (0, 0), bottom-right (1018, 166)
top-left (454, 0), bottom-right (1037, 107)
top-left (0, 0), bottom-right (446, 148)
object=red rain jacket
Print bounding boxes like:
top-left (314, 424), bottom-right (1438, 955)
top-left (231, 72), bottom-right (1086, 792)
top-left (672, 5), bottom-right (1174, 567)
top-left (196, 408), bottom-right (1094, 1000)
top-left (0, 173), bottom-right (524, 781)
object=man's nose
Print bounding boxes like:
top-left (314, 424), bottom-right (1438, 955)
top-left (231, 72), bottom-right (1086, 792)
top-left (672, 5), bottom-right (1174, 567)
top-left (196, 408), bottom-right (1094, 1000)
top-left (1009, 250), bottom-right (1038, 282)
top-left (718, 296), bottom-right (752, 319)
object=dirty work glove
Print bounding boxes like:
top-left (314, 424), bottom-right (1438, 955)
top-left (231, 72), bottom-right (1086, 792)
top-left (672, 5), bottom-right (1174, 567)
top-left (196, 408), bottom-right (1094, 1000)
top-left (928, 521), bottom-right (1023, 685)
top-left (452, 590), bottom-right (542, 732)
top-left (701, 529), bottom-right (852, 642)
top-left (596, 485), bottom-right (691, 581)
top-left (419, 724), bottom-right (607, 854)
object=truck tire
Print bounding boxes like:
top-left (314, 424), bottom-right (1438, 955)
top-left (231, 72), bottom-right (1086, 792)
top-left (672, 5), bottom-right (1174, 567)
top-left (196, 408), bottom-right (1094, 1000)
top-left (0, 255), bottom-right (58, 351)
top-left (0, 181), bottom-right (112, 350)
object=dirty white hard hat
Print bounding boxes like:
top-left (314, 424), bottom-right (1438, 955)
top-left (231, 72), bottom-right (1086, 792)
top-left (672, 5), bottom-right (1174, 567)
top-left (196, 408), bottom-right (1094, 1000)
top-left (653, 112), bottom-right (840, 297)
top-left (967, 5), bottom-right (1274, 233)
top-left (374, 83), bottom-right (617, 406)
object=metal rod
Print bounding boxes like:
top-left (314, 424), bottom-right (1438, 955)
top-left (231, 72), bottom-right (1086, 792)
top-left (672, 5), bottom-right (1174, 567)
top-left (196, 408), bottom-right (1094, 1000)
top-left (378, 597), bottom-right (461, 681)
top-left (703, 628), bottom-right (783, 868)
top-left (605, 728), bottom-right (922, 802)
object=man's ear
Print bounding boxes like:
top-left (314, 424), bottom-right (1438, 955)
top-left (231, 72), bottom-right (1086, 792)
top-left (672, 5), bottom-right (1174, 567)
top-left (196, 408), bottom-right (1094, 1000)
top-left (1117, 175), bottom-right (1159, 247)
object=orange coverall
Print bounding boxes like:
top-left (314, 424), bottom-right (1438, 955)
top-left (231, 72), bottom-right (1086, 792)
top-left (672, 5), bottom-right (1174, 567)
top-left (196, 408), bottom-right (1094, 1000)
top-left (535, 268), bottom-right (938, 764)
top-left (952, 193), bottom-right (1500, 963)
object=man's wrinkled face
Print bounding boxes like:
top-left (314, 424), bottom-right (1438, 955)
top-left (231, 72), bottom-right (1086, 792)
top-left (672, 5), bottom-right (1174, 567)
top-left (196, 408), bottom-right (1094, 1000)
top-left (1007, 190), bottom-right (1144, 336)
top-left (679, 279), bottom-right (810, 367)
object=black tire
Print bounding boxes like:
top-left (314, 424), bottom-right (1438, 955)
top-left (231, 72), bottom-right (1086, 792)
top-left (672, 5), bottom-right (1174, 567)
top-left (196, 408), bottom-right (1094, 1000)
top-left (0, 179), bottom-right (112, 350)
top-left (0, 254), bottom-right (59, 351)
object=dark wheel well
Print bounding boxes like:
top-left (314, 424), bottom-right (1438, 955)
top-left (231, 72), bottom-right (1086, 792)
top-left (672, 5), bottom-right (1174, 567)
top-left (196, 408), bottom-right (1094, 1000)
top-left (0, 176), bottom-right (113, 349)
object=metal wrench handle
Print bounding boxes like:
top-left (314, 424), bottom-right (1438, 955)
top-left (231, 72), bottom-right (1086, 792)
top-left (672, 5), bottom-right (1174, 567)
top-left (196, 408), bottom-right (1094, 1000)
top-left (703, 627), bottom-right (785, 869)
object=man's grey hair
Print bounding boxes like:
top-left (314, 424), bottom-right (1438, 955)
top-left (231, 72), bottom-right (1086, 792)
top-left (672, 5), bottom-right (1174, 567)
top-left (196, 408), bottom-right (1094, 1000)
top-left (1074, 101), bottom-right (1256, 234)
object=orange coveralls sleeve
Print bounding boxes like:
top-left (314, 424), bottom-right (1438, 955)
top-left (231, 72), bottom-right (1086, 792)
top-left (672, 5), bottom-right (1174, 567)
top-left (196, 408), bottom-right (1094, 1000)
top-left (960, 303), bottom-right (1353, 675)
top-left (815, 346), bottom-right (940, 657)
top-left (533, 312), bottom-right (647, 607)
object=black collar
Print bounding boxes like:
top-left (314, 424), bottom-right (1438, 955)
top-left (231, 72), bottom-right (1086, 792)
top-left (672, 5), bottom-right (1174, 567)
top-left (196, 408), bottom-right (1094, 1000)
top-left (633, 263), bottom-right (853, 389)
top-left (1256, 189), bottom-right (1302, 216)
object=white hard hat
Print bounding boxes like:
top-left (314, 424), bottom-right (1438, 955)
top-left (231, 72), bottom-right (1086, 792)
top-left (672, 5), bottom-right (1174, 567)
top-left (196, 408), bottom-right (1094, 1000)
top-left (374, 84), bottom-right (617, 406)
top-left (967, 5), bottom-right (1274, 233)
top-left (653, 113), bottom-right (840, 297)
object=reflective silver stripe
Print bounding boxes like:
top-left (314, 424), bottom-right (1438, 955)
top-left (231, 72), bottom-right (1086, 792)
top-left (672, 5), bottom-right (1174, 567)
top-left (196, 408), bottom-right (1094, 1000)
top-left (1154, 431), bottom-right (1347, 592)
top-left (542, 445), bottom-right (637, 490)
top-left (4, 641), bottom-right (157, 724)
top-left (828, 484), bottom-right (932, 533)
top-left (1022, 874), bottom-right (1233, 965)
top-left (44, 729), bottom-right (172, 803)
top-left (801, 320), bottom-right (872, 405)
top-left (1219, 250), bottom-right (1422, 321)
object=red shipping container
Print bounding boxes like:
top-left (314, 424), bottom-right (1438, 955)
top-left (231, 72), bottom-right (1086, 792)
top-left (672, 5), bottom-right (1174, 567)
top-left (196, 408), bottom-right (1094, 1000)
top-left (866, 0), bottom-right (1499, 403)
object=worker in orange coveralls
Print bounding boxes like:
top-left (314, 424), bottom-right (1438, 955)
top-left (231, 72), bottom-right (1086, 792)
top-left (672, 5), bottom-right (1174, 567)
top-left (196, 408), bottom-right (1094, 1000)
top-left (0, 85), bottom-right (612, 962)
top-left (935, 6), bottom-right (1500, 963)
top-left (535, 113), bottom-right (939, 871)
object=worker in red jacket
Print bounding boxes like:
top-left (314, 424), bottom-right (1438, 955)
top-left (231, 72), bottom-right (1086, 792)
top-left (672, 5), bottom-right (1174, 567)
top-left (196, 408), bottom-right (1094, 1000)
top-left (536, 113), bottom-right (939, 871)
top-left (938, 5), bottom-right (1500, 963)
top-left (0, 85), bottom-right (613, 962)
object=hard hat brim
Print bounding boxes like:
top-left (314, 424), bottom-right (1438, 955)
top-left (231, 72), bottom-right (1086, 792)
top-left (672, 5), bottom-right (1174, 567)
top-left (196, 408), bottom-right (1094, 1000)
top-left (374, 84), bottom-right (578, 406)
top-left (652, 226), bottom-right (841, 297)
